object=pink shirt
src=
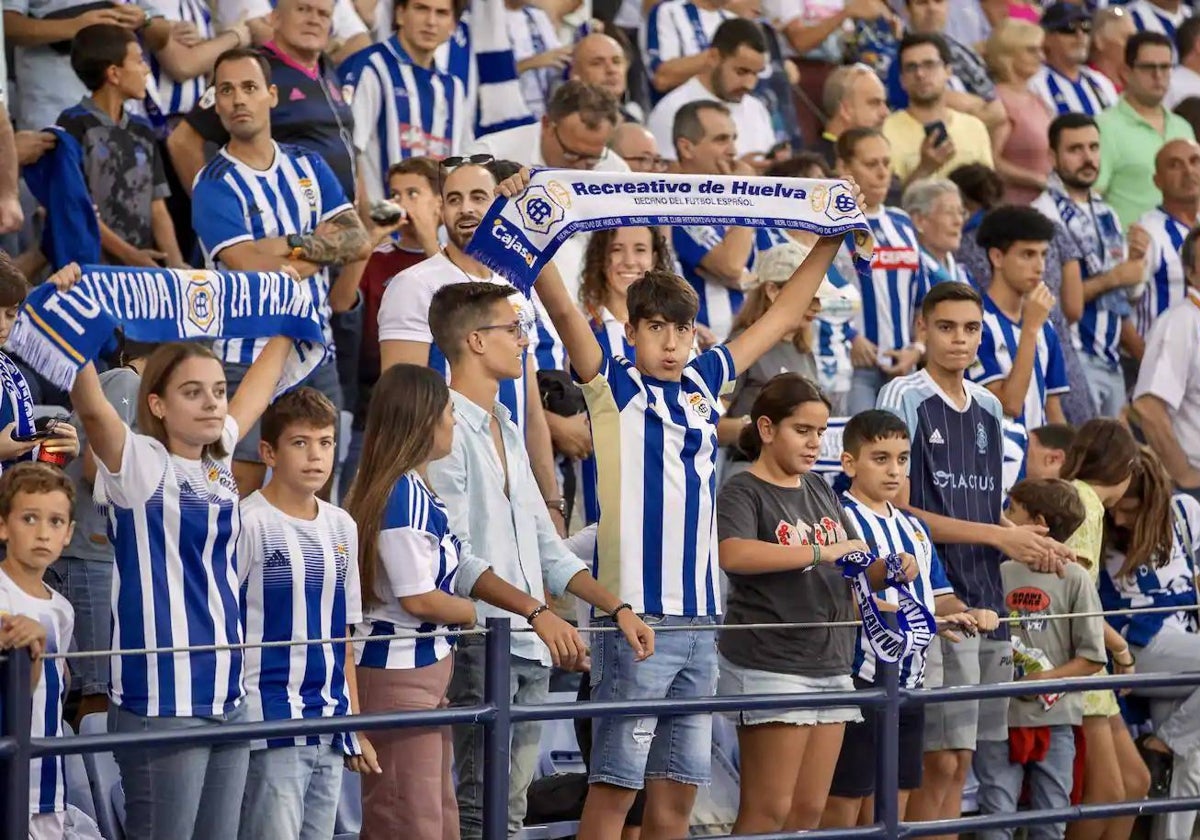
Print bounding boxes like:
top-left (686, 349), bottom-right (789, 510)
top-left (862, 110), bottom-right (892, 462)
top-left (996, 85), bottom-right (1055, 205)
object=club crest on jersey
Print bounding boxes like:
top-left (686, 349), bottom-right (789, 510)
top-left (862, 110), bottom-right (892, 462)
top-left (199, 86), bottom-right (215, 109)
top-left (341, 84), bottom-right (354, 105)
top-left (298, 177), bottom-right (318, 208)
top-left (515, 185), bottom-right (566, 235)
top-left (185, 275), bottom-right (217, 332)
top-left (976, 422), bottom-right (989, 455)
top-left (686, 392), bottom-right (712, 419)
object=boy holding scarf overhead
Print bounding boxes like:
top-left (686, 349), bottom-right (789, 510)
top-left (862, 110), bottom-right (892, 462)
top-left (500, 165), bottom-right (865, 840)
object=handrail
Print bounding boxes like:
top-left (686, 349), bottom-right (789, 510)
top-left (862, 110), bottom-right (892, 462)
top-left (3, 616), bottom-right (1200, 840)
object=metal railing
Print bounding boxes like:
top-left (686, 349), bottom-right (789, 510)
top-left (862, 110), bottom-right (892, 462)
top-left (3, 616), bottom-right (1200, 840)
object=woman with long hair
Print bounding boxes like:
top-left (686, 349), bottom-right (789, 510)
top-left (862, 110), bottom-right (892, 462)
top-left (1101, 446), bottom-right (1200, 806)
top-left (344, 364), bottom-right (474, 840)
top-left (579, 225), bottom-right (675, 358)
top-left (716, 373), bottom-right (878, 834)
top-left (1060, 420), bottom-right (1151, 840)
top-left (984, 20), bottom-right (1054, 204)
top-left (70, 302), bottom-right (293, 838)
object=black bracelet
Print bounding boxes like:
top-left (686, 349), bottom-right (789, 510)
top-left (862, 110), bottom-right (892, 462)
top-left (611, 603), bottom-right (633, 619)
top-left (526, 604), bottom-right (549, 624)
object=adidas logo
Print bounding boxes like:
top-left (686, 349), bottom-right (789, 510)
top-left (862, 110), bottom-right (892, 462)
top-left (929, 428), bottom-right (945, 445)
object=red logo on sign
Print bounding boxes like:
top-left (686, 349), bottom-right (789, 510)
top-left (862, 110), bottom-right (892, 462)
top-left (871, 247), bottom-right (920, 271)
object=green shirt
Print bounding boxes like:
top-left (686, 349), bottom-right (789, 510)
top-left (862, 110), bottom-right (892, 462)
top-left (1096, 96), bottom-right (1196, 228)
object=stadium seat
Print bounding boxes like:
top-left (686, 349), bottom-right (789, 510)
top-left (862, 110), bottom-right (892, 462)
top-left (534, 692), bottom-right (585, 779)
top-left (78, 713), bottom-right (123, 840)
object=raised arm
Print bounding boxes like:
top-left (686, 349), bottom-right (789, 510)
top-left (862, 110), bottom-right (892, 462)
top-left (724, 235), bottom-right (841, 374)
top-left (532, 260), bottom-right (605, 383)
top-left (227, 335), bottom-right (292, 441)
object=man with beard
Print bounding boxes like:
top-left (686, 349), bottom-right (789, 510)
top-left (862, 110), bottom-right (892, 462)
top-left (1031, 3), bottom-right (1119, 117)
top-left (646, 17), bottom-right (777, 163)
top-left (1097, 31), bottom-right (1196, 227)
top-left (191, 47), bottom-right (370, 496)
top-left (375, 159), bottom-right (565, 528)
top-left (1034, 113), bottom-right (1148, 418)
top-left (882, 32), bottom-right (992, 186)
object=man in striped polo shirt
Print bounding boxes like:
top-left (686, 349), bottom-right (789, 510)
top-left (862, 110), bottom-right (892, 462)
top-left (339, 0), bottom-right (468, 203)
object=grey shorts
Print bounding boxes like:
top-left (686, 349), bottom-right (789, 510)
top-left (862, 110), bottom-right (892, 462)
top-left (224, 360), bottom-right (343, 463)
top-left (923, 634), bottom-right (1013, 752)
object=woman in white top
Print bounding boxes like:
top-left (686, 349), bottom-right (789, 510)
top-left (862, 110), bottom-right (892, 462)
top-left (69, 271), bottom-right (293, 839)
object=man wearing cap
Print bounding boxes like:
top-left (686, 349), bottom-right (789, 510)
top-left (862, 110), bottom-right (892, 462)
top-left (1031, 3), bottom-right (1120, 116)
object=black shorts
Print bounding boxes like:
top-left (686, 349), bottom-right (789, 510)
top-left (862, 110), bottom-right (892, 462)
top-left (829, 677), bottom-right (926, 798)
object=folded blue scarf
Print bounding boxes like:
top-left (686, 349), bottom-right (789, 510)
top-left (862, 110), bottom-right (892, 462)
top-left (466, 169), bottom-right (876, 296)
top-left (837, 550), bottom-right (937, 664)
top-left (22, 128), bottom-right (101, 271)
top-left (9, 267), bottom-right (326, 396)
top-left (0, 351), bottom-right (36, 468)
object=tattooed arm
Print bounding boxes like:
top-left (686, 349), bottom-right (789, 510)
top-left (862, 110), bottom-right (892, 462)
top-left (293, 209), bottom-right (372, 265)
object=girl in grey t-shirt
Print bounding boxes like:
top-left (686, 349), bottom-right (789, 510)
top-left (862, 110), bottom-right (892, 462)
top-left (715, 372), bottom-right (871, 835)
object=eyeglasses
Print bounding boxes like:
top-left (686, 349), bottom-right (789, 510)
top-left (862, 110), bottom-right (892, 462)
top-left (441, 153), bottom-right (495, 170)
top-left (624, 153), bottom-right (670, 173)
top-left (1049, 21), bottom-right (1091, 35)
top-left (552, 124), bottom-right (604, 169)
top-left (900, 58), bottom-right (944, 75)
top-left (475, 321), bottom-right (529, 339)
top-left (1132, 61), bottom-right (1173, 75)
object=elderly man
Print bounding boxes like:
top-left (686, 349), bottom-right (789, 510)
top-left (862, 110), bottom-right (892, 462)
top-left (1134, 226), bottom-right (1200, 499)
top-left (571, 31), bottom-right (644, 123)
top-left (611, 122), bottom-right (667, 172)
top-left (815, 63), bottom-right (890, 167)
top-left (1089, 6), bottom-right (1136, 93)
top-left (1031, 2), bottom-right (1119, 116)
top-left (1135, 138), bottom-right (1200, 341)
top-left (167, 0), bottom-right (356, 199)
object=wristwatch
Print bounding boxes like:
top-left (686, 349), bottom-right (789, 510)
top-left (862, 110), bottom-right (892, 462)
top-left (286, 234), bottom-right (305, 261)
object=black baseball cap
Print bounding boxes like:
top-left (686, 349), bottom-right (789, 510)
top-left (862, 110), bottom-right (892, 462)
top-left (1041, 2), bottom-right (1091, 32)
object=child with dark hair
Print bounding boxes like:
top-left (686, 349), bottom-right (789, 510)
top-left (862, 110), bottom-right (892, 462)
top-left (59, 24), bottom-right (183, 269)
top-left (1025, 424), bottom-right (1076, 480)
top-left (986, 477), bottom-right (1107, 840)
top-left (825, 409), bottom-right (976, 828)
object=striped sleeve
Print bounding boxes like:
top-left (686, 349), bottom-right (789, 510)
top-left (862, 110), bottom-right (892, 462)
top-left (876, 377), bottom-right (920, 439)
top-left (642, 2), bottom-right (678, 72)
top-left (967, 322), bottom-right (1006, 387)
top-left (689, 344), bottom-right (736, 399)
top-left (377, 479), bottom-right (442, 598)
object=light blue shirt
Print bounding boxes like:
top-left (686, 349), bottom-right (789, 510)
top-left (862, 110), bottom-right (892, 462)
top-left (427, 390), bottom-right (587, 666)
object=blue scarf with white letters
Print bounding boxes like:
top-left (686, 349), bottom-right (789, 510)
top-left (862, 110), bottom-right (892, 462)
top-left (9, 267), bottom-right (326, 396)
top-left (837, 550), bottom-right (937, 664)
top-left (466, 169), bottom-right (876, 296)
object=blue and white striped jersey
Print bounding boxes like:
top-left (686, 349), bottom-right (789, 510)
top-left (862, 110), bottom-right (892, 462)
top-left (1136, 206), bottom-right (1190, 337)
top-left (339, 36), bottom-right (468, 203)
top-left (1126, 0), bottom-right (1190, 36)
top-left (857, 208), bottom-right (930, 352)
top-left (146, 0), bottom-right (213, 117)
top-left (1029, 64), bottom-right (1118, 116)
top-left (641, 0), bottom-right (733, 92)
top-left (0, 570), bottom-right (72, 815)
top-left (814, 260), bottom-right (860, 399)
top-left (1100, 493), bottom-right (1200, 646)
top-left (192, 142), bottom-right (352, 366)
top-left (507, 4), bottom-right (561, 117)
top-left (877, 370), bottom-right (1008, 618)
top-left (238, 493), bottom-right (363, 751)
top-left (919, 247), bottom-right (976, 288)
top-left (672, 225), bottom-right (788, 342)
top-left (581, 345), bottom-right (736, 616)
top-left (376, 251), bottom-right (536, 431)
top-left (969, 294), bottom-right (1070, 432)
top-left (354, 472), bottom-right (462, 669)
top-left (97, 418), bottom-right (245, 717)
top-left (840, 495), bottom-right (953, 688)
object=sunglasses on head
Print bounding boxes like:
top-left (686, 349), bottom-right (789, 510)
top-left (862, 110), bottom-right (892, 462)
top-left (440, 154), bottom-right (495, 170)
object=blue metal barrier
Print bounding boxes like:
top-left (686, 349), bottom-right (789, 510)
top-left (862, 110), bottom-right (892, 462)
top-left (3, 616), bottom-right (1200, 840)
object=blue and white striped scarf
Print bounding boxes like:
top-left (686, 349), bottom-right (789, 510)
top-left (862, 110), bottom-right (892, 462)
top-left (9, 267), bottom-right (327, 396)
top-left (467, 169), bottom-right (877, 295)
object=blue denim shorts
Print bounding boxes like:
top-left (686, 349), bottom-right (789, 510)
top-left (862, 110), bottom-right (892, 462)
top-left (588, 615), bottom-right (718, 790)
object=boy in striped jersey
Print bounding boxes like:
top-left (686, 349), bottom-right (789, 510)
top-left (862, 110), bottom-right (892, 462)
top-left (0, 464), bottom-right (77, 840)
top-left (513, 162), bottom-right (853, 840)
top-left (339, 0), bottom-right (469, 203)
top-left (825, 410), bottom-right (976, 827)
top-left (237, 388), bottom-right (379, 840)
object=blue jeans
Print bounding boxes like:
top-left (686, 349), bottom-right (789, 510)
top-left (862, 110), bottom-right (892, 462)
top-left (1079, 354), bottom-right (1127, 419)
top-left (847, 367), bottom-right (888, 415)
top-left (448, 637), bottom-right (548, 840)
top-left (109, 703), bottom-right (250, 840)
top-left (589, 615), bottom-right (718, 789)
top-left (239, 744), bottom-right (344, 840)
top-left (975, 725), bottom-right (1076, 840)
top-left (51, 556), bottom-right (113, 695)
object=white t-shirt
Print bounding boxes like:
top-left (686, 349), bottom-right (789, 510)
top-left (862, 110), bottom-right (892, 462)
top-left (647, 76), bottom-right (777, 160)
top-left (464, 122), bottom-right (631, 173)
top-left (1133, 288), bottom-right (1200, 471)
top-left (1166, 64), bottom-right (1200, 111)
